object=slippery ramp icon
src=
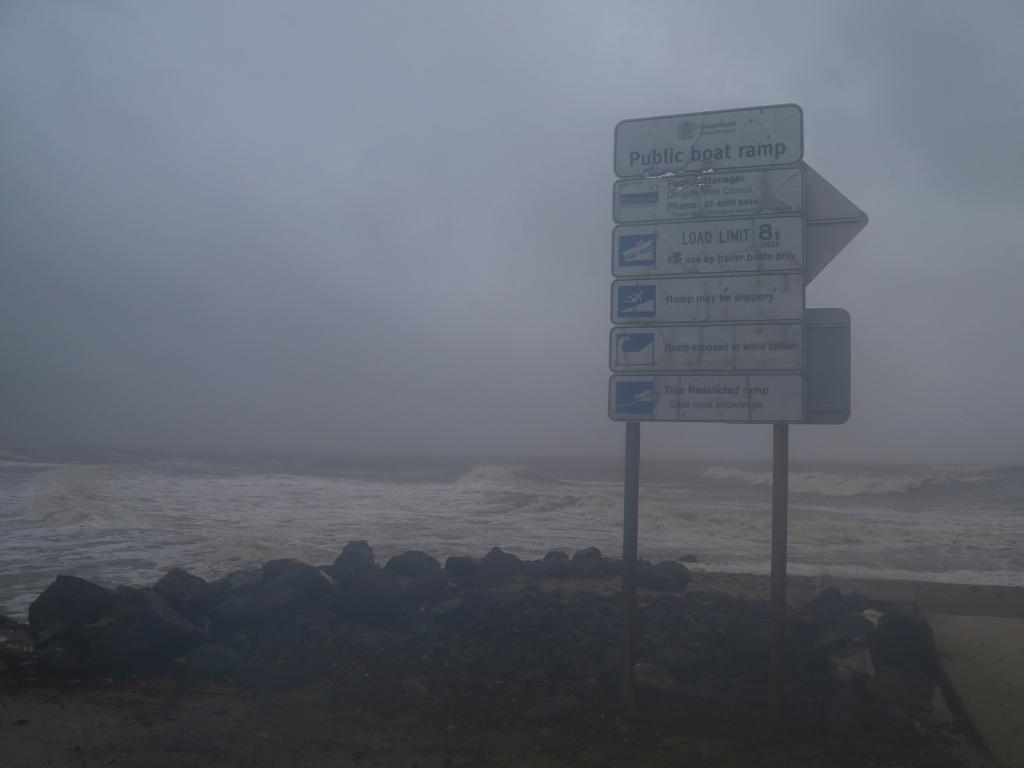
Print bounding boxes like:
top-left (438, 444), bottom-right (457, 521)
top-left (616, 284), bottom-right (656, 319)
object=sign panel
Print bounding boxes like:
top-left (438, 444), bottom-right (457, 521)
top-left (612, 274), bottom-right (804, 325)
top-left (803, 308), bottom-right (851, 424)
top-left (802, 163), bottom-right (869, 285)
top-left (612, 216), bottom-right (803, 278)
top-left (609, 374), bottom-right (804, 422)
top-left (614, 168), bottom-right (803, 224)
top-left (614, 104), bottom-right (803, 178)
top-left (610, 323), bottom-right (803, 373)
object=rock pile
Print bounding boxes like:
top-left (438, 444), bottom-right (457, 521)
top-left (0, 544), bottom-right (948, 739)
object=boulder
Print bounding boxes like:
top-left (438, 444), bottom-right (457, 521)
top-left (427, 597), bottom-right (470, 624)
top-left (330, 540), bottom-right (376, 581)
top-left (385, 550), bottom-right (443, 580)
top-left (335, 569), bottom-right (407, 625)
top-left (209, 567), bottom-right (262, 599)
top-left (443, 555), bottom-right (478, 579)
top-left (400, 573), bottom-right (449, 604)
top-left (477, 547), bottom-right (525, 584)
top-left (807, 588), bottom-right (874, 623)
top-left (539, 550), bottom-right (572, 578)
top-left (571, 547), bottom-right (607, 577)
top-left (37, 638), bottom-right (96, 677)
top-left (263, 560), bottom-right (334, 597)
top-left (154, 568), bottom-right (217, 624)
top-left (213, 587), bottom-right (307, 632)
top-left (261, 558), bottom-right (303, 582)
top-left (74, 587), bottom-right (205, 673)
top-left (637, 560), bottom-right (690, 591)
top-left (28, 575), bottom-right (110, 630)
top-left (0, 624), bottom-right (35, 668)
top-left (869, 604), bottom-right (936, 672)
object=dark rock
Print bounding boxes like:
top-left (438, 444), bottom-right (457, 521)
top-left (182, 643), bottom-right (244, 680)
top-left (538, 550), bottom-right (572, 578)
top-left (525, 693), bottom-right (581, 721)
top-left (869, 604), bottom-right (936, 672)
top-left (633, 662), bottom-right (678, 695)
top-left (336, 569), bottom-right (407, 625)
top-left (37, 638), bottom-right (96, 677)
top-left (0, 625), bottom-right (35, 666)
top-left (427, 597), bottom-right (470, 624)
top-left (571, 547), bottom-right (606, 577)
top-left (385, 550), bottom-right (443, 580)
top-left (401, 573), bottom-right (449, 604)
top-left (330, 540), bottom-right (376, 581)
top-left (828, 643), bottom-right (875, 683)
top-left (154, 568), bottom-right (216, 624)
top-left (29, 575), bottom-right (110, 630)
top-left (73, 587), bottom-right (205, 673)
top-left (478, 547), bottom-right (525, 584)
top-left (213, 587), bottom-right (306, 632)
top-left (808, 588), bottom-right (875, 622)
top-left (813, 616), bottom-right (871, 653)
top-left (443, 555), bottom-right (478, 579)
top-left (261, 558), bottom-right (303, 582)
top-left (263, 560), bottom-right (334, 597)
top-left (637, 560), bottom-right (690, 591)
top-left (209, 568), bottom-right (262, 599)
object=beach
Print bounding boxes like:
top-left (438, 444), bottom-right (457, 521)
top-left (1, 453), bottom-right (1021, 764)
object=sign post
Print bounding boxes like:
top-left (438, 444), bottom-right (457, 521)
top-left (609, 104), bottom-right (867, 714)
top-left (621, 421), bottom-right (641, 709)
top-left (770, 423), bottom-right (789, 721)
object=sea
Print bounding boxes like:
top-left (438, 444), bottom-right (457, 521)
top-left (1, 449), bottom-right (1022, 620)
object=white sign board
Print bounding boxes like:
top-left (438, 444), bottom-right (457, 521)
top-left (615, 104), bottom-right (803, 178)
top-left (614, 168), bottom-right (803, 224)
top-left (612, 274), bottom-right (804, 324)
top-left (613, 216), bottom-right (803, 278)
top-left (609, 374), bottom-right (804, 422)
top-left (610, 323), bottom-right (803, 372)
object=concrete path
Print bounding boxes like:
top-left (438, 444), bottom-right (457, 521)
top-left (928, 615), bottom-right (1024, 768)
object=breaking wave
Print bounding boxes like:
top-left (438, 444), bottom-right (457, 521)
top-left (700, 466), bottom-right (951, 496)
top-left (454, 464), bottom-right (566, 489)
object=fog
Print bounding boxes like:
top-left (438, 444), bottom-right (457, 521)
top-left (2, 0), bottom-right (1022, 463)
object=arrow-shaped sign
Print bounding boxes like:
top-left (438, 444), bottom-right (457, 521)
top-left (801, 163), bottom-right (867, 284)
top-left (611, 161), bottom-right (866, 285)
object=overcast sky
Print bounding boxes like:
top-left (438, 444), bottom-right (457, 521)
top-left (1, 0), bottom-right (1022, 464)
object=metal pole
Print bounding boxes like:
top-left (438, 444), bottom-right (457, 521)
top-left (770, 423), bottom-right (789, 721)
top-left (621, 420), bottom-right (641, 708)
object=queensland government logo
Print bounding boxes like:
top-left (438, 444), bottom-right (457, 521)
top-left (676, 121), bottom-right (696, 140)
